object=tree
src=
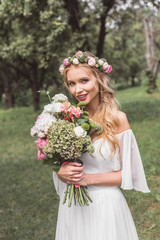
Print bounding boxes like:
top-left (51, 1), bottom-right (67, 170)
top-left (62, 0), bottom-right (129, 57)
top-left (102, 8), bottom-right (146, 88)
top-left (0, 0), bottom-right (67, 110)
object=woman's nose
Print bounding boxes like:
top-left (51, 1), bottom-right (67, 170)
top-left (76, 84), bottom-right (83, 94)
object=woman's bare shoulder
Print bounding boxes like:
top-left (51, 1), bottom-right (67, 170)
top-left (116, 111), bottom-right (130, 134)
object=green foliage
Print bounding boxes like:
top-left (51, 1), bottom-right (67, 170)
top-left (0, 0), bottom-right (69, 110)
top-left (81, 122), bottom-right (90, 130)
top-left (105, 8), bottom-right (146, 87)
top-left (0, 0), bottom-right (67, 67)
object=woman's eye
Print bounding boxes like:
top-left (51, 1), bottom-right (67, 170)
top-left (68, 82), bottom-right (75, 86)
top-left (82, 79), bottom-right (88, 83)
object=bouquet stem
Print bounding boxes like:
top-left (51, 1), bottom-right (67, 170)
top-left (68, 184), bottom-right (74, 207)
top-left (63, 183), bottom-right (69, 204)
top-left (83, 187), bottom-right (93, 203)
top-left (63, 184), bottom-right (92, 207)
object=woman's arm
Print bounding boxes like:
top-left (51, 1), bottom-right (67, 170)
top-left (66, 171), bottom-right (122, 187)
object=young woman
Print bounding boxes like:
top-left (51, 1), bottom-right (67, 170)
top-left (53, 51), bottom-right (150, 240)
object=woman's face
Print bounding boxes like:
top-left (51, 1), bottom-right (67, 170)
top-left (66, 65), bottom-right (100, 106)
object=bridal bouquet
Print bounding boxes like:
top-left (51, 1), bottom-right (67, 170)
top-left (31, 92), bottom-right (102, 207)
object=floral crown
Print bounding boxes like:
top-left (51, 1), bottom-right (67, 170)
top-left (59, 50), bottom-right (112, 75)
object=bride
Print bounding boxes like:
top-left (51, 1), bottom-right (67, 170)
top-left (53, 51), bottom-right (150, 240)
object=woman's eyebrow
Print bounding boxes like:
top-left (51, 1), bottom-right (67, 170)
top-left (67, 76), bottom-right (89, 83)
top-left (67, 80), bottom-right (75, 83)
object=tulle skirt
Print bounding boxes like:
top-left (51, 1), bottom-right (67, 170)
top-left (55, 186), bottom-right (139, 240)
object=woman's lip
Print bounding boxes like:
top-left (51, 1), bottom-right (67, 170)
top-left (77, 94), bottom-right (88, 100)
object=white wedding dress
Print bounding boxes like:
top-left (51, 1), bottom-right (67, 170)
top-left (53, 129), bottom-right (150, 240)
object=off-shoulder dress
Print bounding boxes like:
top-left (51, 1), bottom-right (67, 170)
top-left (53, 129), bottom-right (150, 240)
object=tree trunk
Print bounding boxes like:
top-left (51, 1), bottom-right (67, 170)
top-left (0, 81), bottom-right (3, 101)
top-left (143, 16), bottom-right (159, 91)
top-left (96, 0), bottom-right (115, 58)
top-left (131, 76), bottom-right (135, 87)
top-left (96, 14), bottom-right (107, 58)
top-left (32, 62), bottom-right (40, 112)
top-left (63, 0), bottom-right (81, 32)
top-left (149, 53), bottom-right (160, 89)
top-left (143, 17), bottom-right (154, 70)
top-left (0, 69), bottom-right (14, 108)
top-left (32, 88), bottom-right (40, 112)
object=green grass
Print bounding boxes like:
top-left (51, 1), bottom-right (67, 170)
top-left (0, 85), bottom-right (160, 240)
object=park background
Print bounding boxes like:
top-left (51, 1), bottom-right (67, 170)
top-left (0, 0), bottom-right (160, 239)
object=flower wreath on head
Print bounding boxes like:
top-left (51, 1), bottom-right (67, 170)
top-left (59, 50), bottom-right (112, 75)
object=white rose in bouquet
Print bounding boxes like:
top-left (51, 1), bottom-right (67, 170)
top-left (53, 102), bottom-right (63, 113)
top-left (43, 104), bottom-right (55, 113)
top-left (43, 102), bottom-right (63, 113)
top-left (52, 93), bottom-right (68, 103)
top-left (74, 126), bottom-right (87, 137)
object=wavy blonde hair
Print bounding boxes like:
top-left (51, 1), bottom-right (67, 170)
top-left (63, 53), bottom-right (120, 158)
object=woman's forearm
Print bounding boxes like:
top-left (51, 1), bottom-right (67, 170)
top-left (86, 171), bottom-right (122, 187)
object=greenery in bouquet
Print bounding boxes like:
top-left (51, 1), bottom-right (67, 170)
top-left (43, 119), bottom-right (94, 162)
top-left (31, 92), bottom-right (103, 207)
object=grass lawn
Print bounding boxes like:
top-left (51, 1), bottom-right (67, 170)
top-left (0, 85), bottom-right (160, 240)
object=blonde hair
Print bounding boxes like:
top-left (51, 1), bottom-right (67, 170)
top-left (63, 53), bottom-right (120, 158)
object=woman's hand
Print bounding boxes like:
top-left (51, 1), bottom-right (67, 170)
top-left (57, 162), bottom-right (84, 183)
top-left (67, 172), bottom-right (88, 186)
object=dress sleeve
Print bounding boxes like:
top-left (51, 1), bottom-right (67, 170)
top-left (53, 172), bottom-right (66, 197)
top-left (117, 129), bottom-right (150, 193)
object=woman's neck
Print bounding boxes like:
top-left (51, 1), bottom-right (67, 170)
top-left (86, 107), bottom-right (97, 118)
top-left (85, 100), bottom-right (100, 118)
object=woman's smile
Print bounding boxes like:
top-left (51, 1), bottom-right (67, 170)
top-left (77, 94), bottom-right (88, 101)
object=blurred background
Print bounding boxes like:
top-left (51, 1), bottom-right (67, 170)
top-left (0, 0), bottom-right (160, 239)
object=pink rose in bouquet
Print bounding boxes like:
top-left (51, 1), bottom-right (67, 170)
top-left (37, 138), bottom-right (47, 151)
top-left (37, 150), bottom-right (46, 161)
